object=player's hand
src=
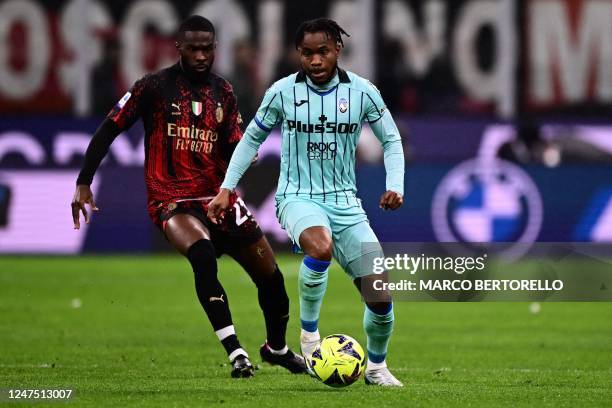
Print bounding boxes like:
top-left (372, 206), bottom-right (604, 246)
top-left (71, 184), bottom-right (99, 229)
top-left (379, 190), bottom-right (403, 211)
top-left (207, 188), bottom-right (232, 224)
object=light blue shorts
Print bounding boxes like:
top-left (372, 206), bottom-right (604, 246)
top-left (276, 196), bottom-right (383, 279)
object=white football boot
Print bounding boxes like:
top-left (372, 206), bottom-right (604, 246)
top-left (300, 329), bottom-right (320, 376)
top-left (364, 361), bottom-right (404, 387)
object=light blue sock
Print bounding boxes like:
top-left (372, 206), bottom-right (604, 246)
top-left (299, 256), bottom-right (330, 332)
top-left (363, 303), bottom-right (394, 363)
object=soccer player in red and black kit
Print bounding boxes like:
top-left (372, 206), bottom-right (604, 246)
top-left (70, 15), bottom-right (306, 378)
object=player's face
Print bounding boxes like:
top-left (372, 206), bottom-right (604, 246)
top-left (298, 32), bottom-right (341, 85)
top-left (177, 31), bottom-right (216, 75)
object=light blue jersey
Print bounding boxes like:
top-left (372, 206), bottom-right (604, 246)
top-left (221, 68), bottom-right (404, 205)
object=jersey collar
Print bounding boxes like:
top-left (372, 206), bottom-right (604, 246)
top-left (295, 67), bottom-right (351, 85)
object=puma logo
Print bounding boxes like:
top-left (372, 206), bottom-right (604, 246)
top-left (209, 294), bottom-right (225, 303)
top-left (294, 99), bottom-right (308, 107)
top-left (171, 103), bottom-right (181, 116)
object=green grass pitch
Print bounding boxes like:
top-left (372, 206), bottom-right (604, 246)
top-left (1, 255), bottom-right (611, 407)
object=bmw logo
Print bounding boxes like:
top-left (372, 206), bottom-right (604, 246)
top-left (432, 158), bottom-right (543, 260)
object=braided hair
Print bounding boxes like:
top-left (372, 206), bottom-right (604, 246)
top-left (294, 18), bottom-right (350, 49)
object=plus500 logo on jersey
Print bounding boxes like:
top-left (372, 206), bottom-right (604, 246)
top-left (307, 141), bottom-right (337, 160)
top-left (287, 120), bottom-right (358, 134)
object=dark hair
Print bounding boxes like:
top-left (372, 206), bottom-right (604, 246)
top-left (294, 18), bottom-right (350, 49)
top-left (178, 15), bottom-right (215, 36)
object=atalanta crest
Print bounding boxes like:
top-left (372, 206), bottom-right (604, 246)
top-left (338, 98), bottom-right (349, 113)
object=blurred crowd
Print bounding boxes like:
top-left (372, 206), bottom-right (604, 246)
top-left (88, 30), bottom-right (612, 167)
top-left (89, 32), bottom-right (465, 121)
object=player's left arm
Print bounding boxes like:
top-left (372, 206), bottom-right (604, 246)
top-left (363, 82), bottom-right (405, 211)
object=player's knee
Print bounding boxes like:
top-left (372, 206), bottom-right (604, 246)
top-left (305, 236), bottom-right (333, 261)
top-left (300, 227), bottom-right (333, 261)
top-left (186, 239), bottom-right (217, 277)
top-left (366, 301), bottom-right (393, 316)
top-left (355, 273), bottom-right (392, 304)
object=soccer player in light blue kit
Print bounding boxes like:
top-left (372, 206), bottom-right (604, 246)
top-left (208, 18), bottom-right (404, 386)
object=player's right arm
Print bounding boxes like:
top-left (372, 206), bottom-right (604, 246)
top-left (207, 85), bottom-right (282, 223)
top-left (71, 77), bottom-right (149, 229)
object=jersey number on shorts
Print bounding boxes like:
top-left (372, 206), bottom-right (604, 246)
top-left (234, 197), bottom-right (252, 226)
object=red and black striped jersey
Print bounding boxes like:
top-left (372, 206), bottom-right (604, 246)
top-left (107, 63), bottom-right (243, 207)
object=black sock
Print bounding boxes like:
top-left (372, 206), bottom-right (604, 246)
top-left (254, 265), bottom-right (289, 350)
top-left (221, 334), bottom-right (241, 356)
top-left (187, 239), bottom-right (242, 356)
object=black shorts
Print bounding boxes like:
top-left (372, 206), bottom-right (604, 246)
top-left (150, 194), bottom-right (263, 257)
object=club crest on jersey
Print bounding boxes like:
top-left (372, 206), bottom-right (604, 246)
top-left (215, 103), bottom-right (224, 123)
top-left (338, 98), bottom-right (349, 113)
top-left (191, 101), bottom-right (202, 116)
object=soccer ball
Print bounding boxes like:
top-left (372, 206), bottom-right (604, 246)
top-left (309, 334), bottom-right (366, 387)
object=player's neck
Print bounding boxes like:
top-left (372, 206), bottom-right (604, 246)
top-left (306, 68), bottom-right (339, 91)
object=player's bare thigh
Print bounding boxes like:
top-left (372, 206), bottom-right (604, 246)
top-left (299, 226), bottom-right (333, 261)
top-left (227, 235), bottom-right (277, 279)
top-left (165, 213), bottom-right (211, 256)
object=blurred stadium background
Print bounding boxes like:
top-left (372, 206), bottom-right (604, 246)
top-left (1, 0), bottom-right (611, 254)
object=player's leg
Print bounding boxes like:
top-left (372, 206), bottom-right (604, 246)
top-left (164, 213), bottom-right (253, 378)
top-left (338, 221), bottom-right (403, 387)
top-left (352, 274), bottom-right (401, 386)
top-left (298, 226), bottom-right (333, 326)
top-left (277, 198), bottom-right (332, 360)
top-left (226, 235), bottom-right (307, 373)
top-left (297, 226), bottom-right (333, 360)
